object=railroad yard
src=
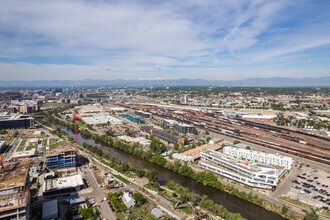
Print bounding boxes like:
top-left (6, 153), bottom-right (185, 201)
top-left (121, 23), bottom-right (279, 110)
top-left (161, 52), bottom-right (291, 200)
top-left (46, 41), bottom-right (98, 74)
top-left (117, 103), bottom-right (330, 166)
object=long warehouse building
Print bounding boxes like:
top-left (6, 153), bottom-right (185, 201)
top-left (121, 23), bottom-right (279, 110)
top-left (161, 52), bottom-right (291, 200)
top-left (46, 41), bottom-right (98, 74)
top-left (199, 150), bottom-right (286, 190)
top-left (140, 126), bottom-right (184, 145)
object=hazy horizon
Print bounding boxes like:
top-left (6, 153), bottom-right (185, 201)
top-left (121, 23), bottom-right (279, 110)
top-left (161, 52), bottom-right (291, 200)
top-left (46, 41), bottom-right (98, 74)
top-left (1, 0), bottom-right (330, 81)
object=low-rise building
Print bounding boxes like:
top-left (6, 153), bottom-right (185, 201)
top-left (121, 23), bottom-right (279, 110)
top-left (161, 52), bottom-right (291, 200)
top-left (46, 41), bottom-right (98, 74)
top-left (43, 174), bottom-right (84, 196)
top-left (42, 199), bottom-right (58, 220)
top-left (172, 143), bottom-right (222, 162)
top-left (135, 110), bottom-right (152, 118)
top-left (117, 135), bottom-right (151, 146)
top-left (199, 150), bottom-right (286, 190)
top-left (163, 119), bottom-right (196, 134)
top-left (140, 126), bottom-right (184, 145)
top-left (123, 191), bottom-right (135, 208)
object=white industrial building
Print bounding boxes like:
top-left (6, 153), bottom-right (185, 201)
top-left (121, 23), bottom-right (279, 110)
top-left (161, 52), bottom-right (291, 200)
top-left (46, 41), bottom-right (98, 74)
top-left (199, 150), bottom-right (286, 190)
top-left (0, 140), bottom-right (5, 152)
top-left (242, 114), bottom-right (276, 120)
top-left (223, 146), bottom-right (293, 170)
top-left (172, 153), bottom-right (194, 163)
top-left (82, 113), bottom-right (122, 125)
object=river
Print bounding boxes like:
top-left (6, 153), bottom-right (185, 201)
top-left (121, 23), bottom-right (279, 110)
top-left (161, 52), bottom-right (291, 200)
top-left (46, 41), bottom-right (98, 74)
top-left (51, 123), bottom-right (283, 220)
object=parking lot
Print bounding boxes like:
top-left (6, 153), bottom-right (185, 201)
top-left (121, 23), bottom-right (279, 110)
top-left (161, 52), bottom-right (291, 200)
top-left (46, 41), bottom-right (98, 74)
top-left (286, 165), bottom-right (330, 211)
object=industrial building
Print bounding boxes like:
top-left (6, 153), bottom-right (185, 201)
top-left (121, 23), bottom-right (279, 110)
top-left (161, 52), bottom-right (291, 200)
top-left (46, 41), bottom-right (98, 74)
top-left (45, 146), bottom-right (76, 169)
top-left (82, 113), bottom-right (122, 125)
top-left (163, 119), bottom-right (196, 134)
top-left (172, 142), bottom-right (223, 162)
top-left (0, 114), bottom-right (34, 129)
top-left (241, 114), bottom-right (276, 120)
top-left (140, 126), bottom-right (184, 145)
top-left (43, 174), bottom-right (84, 197)
top-left (223, 146), bottom-right (293, 170)
top-left (117, 135), bottom-right (151, 146)
top-left (119, 114), bottom-right (145, 123)
top-left (0, 160), bottom-right (30, 220)
top-left (199, 150), bottom-right (286, 190)
top-left (135, 110), bottom-right (152, 118)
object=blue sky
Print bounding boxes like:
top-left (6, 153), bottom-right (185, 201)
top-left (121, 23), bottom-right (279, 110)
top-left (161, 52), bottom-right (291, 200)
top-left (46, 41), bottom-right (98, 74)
top-left (0, 0), bottom-right (329, 80)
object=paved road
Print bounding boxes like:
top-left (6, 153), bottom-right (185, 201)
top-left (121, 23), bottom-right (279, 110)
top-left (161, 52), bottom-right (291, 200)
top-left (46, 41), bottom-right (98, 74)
top-left (84, 169), bottom-right (117, 220)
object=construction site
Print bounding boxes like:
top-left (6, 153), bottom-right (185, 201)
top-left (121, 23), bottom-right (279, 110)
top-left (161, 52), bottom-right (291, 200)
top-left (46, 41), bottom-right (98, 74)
top-left (0, 159), bottom-right (30, 220)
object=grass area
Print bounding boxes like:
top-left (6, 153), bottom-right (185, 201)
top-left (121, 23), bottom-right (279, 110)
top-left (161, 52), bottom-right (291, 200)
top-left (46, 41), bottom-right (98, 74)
top-left (49, 142), bottom-right (64, 149)
top-left (17, 139), bottom-right (27, 151)
top-left (96, 123), bottom-right (107, 127)
top-left (26, 145), bottom-right (38, 151)
top-left (113, 174), bottom-right (131, 185)
top-left (129, 203), bottom-right (158, 220)
top-left (42, 138), bottom-right (48, 145)
top-left (77, 120), bottom-right (87, 128)
top-left (41, 103), bottom-right (70, 108)
top-left (144, 184), bottom-right (160, 192)
top-left (179, 206), bottom-right (194, 215)
top-left (279, 196), bottom-right (312, 210)
top-left (49, 138), bottom-right (57, 145)
top-left (279, 197), bottom-right (330, 219)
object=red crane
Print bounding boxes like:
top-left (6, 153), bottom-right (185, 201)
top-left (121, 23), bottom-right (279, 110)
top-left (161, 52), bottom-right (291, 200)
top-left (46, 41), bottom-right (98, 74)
top-left (73, 108), bottom-right (82, 149)
top-left (0, 154), bottom-right (4, 172)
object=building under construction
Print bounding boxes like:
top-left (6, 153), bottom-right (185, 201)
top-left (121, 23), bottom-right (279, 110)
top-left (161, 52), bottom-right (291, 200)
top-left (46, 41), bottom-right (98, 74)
top-left (0, 160), bottom-right (30, 220)
top-left (45, 146), bottom-right (76, 170)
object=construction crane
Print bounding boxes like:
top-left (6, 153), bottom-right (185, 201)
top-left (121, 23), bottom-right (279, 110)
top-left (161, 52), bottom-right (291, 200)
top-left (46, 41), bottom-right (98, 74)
top-left (73, 108), bottom-right (82, 150)
top-left (0, 154), bottom-right (4, 173)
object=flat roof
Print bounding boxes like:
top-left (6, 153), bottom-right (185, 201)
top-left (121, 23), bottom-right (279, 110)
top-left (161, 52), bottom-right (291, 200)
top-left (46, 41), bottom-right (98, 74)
top-left (0, 160), bottom-right (30, 190)
top-left (82, 113), bottom-right (122, 125)
top-left (42, 199), bottom-right (58, 219)
top-left (11, 148), bottom-right (36, 159)
top-left (45, 174), bottom-right (84, 192)
top-left (202, 150), bottom-right (280, 175)
top-left (182, 144), bottom-right (221, 159)
top-left (45, 145), bottom-right (76, 157)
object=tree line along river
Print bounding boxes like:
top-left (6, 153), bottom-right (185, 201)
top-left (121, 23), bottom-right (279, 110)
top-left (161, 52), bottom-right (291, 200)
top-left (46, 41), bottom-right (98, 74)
top-left (50, 123), bottom-right (283, 220)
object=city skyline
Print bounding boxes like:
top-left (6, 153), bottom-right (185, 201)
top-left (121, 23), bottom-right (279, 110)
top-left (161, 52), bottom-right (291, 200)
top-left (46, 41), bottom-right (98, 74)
top-left (1, 0), bottom-right (330, 80)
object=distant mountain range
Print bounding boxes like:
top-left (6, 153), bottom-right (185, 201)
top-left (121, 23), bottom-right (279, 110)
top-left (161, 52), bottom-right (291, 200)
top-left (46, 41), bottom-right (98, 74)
top-left (0, 77), bottom-right (329, 88)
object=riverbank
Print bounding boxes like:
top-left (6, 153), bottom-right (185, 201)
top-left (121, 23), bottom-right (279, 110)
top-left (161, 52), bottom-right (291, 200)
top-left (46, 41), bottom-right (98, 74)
top-left (37, 111), bottom-right (288, 219)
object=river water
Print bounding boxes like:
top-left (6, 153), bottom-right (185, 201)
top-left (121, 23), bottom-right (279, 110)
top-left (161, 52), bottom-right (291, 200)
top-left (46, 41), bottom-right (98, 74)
top-left (52, 124), bottom-right (283, 220)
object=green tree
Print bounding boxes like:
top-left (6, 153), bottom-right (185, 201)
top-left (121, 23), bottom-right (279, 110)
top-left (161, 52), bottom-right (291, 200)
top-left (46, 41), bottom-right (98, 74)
top-left (233, 140), bottom-right (240, 145)
top-left (147, 169), bottom-right (158, 185)
top-left (304, 208), bottom-right (318, 220)
top-left (205, 130), bottom-right (210, 135)
top-left (133, 193), bottom-right (146, 206)
top-left (167, 180), bottom-right (176, 189)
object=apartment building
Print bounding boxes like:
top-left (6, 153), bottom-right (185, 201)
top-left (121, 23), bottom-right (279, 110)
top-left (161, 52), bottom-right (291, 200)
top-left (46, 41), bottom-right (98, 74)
top-left (199, 150), bottom-right (286, 190)
top-left (223, 146), bottom-right (293, 170)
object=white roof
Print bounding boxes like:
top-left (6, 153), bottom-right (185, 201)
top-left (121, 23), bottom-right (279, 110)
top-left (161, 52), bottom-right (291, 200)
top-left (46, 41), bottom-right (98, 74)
top-left (83, 113), bottom-right (122, 125)
top-left (242, 115), bottom-right (276, 119)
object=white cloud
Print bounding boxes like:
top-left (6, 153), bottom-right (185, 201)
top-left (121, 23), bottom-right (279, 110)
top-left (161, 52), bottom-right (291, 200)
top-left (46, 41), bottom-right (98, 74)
top-left (0, 0), bottom-right (329, 80)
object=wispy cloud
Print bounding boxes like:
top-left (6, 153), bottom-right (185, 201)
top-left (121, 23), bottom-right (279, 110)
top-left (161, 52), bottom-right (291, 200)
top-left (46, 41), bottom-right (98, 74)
top-left (0, 0), bottom-right (329, 80)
